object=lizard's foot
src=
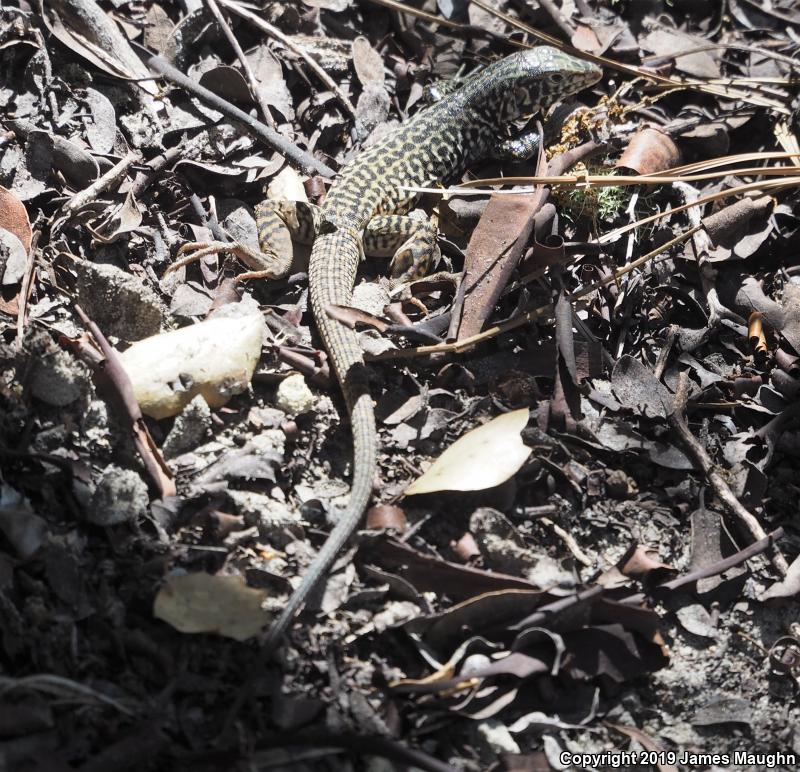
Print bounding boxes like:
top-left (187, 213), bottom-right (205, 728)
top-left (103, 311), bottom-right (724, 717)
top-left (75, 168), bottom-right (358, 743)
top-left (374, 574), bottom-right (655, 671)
top-left (167, 239), bottom-right (291, 282)
top-left (165, 240), bottom-right (237, 276)
top-left (390, 269), bottom-right (462, 313)
top-left (388, 233), bottom-right (440, 285)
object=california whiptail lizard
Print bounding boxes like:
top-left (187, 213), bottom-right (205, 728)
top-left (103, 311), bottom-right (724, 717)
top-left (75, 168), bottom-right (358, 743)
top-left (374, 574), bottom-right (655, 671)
top-left (174, 47), bottom-right (601, 651)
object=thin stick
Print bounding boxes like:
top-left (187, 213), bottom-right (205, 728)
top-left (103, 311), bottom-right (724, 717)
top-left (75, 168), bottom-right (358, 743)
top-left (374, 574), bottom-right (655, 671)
top-left (57, 151), bottom-right (140, 221)
top-left (204, 0), bottom-right (276, 129)
top-left (15, 230), bottom-right (40, 348)
top-left (146, 55), bottom-right (335, 178)
top-left (217, 0), bottom-right (357, 118)
top-left (400, 161), bottom-right (800, 196)
top-left (656, 527), bottom-right (785, 593)
top-left (667, 371), bottom-right (789, 576)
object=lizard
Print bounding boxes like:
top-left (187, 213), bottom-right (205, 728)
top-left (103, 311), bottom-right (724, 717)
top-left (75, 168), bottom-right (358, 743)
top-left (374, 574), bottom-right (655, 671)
top-left (172, 47), bottom-right (602, 651)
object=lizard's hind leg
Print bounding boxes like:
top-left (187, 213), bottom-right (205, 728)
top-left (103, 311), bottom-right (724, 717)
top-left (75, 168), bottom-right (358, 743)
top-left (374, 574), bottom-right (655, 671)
top-left (364, 213), bottom-right (440, 286)
top-left (166, 199), bottom-right (319, 282)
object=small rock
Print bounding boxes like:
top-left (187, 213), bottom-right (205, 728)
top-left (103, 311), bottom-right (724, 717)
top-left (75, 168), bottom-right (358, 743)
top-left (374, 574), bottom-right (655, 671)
top-left (606, 468), bottom-right (638, 499)
top-left (275, 373), bottom-right (314, 415)
top-left (162, 395), bottom-right (212, 459)
top-left (87, 465), bottom-right (148, 525)
top-left (75, 260), bottom-right (163, 340)
top-left (250, 429), bottom-right (286, 457)
top-left (227, 490), bottom-right (300, 547)
top-left (22, 329), bottom-right (89, 406)
top-left (351, 281), bottom-right (390, 317)
top-left (0, 228), bottom-right (28, 285)
top-left (476, 719), bottom-right (521, 755)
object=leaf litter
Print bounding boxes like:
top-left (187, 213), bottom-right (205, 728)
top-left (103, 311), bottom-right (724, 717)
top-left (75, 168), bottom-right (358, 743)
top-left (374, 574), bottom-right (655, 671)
top-left (1, 0), bottom-right (800, 769)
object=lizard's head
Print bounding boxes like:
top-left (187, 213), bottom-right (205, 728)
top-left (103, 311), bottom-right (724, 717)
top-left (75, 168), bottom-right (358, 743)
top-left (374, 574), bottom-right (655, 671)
top-left (494, 46), bottom-right (602, 121)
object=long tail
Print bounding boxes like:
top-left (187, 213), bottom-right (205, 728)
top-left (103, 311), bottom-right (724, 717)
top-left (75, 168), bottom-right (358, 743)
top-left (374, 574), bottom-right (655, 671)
top-left (263, 228), bottom-right (378, 652)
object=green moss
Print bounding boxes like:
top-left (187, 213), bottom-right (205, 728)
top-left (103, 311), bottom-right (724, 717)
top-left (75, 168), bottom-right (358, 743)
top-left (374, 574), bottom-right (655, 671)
top-left (552, 168), bottom-right (632, 231)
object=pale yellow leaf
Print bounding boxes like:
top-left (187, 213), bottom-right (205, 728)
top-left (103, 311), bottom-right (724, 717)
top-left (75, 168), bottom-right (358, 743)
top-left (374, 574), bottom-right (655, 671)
top-left (153, 573), bottom-right (270, 641)
top-left (405, 408), bottom-right (531, 495)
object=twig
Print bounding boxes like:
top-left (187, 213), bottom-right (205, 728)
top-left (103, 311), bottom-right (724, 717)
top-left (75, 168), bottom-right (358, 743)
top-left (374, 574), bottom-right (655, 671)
top-left (667, 371), bottom-right (789, 576)
top-left (52, 151), bottom-right (140, 233)
top-left (146, 55), bottom-right (335, 178)
top-left (0, 674), bottom-right (137, 716)
top-left (216, 0), bottom-right (357, 118)
top-left (15, 230), bottom-right (39, 348)
top-left (541, 517), bottom-right (593, 566)
top-left (129, 144), bottom-right (188, 198)
top-left (74, 305), bottom-right (176, 499)
top-left (658, 527), bottom-right (785, 593)
top-left (203, 0), bottom-right (277, 128)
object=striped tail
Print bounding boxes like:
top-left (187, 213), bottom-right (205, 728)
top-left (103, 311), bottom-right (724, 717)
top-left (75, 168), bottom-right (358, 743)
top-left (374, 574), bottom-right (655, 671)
top-left (263, 228), bottom-right (377, 652)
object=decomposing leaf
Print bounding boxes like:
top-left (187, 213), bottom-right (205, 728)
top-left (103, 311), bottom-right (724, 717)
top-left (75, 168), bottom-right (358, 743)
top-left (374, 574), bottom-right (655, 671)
top-left (153, 572), bottom-right (271, 641)
top-left (404, 408), bottom-right (531, 495)
top-left (611, 356), bottom-right (673, 418)
top-left (352, 36), bottom-right (384, 87)
top-left (641, 29), bottom-right (721, 78)
top-left (691, 695), bottom-right (752, 728)
top-left (82, 87), bottom-right (117, 154)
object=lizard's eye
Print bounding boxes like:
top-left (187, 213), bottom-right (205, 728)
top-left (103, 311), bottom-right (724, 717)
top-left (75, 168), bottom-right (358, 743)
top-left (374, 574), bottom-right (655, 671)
top-left (549, 72), bottom-right (565, 84)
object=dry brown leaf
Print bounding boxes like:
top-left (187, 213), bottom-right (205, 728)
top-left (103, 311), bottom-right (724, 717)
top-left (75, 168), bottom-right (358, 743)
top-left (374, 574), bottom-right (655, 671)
top-left (405, 408), bottom-right (531, 495)
top-left (0, 185), bottom-right (32, 253)
top-left (153, 573), bottom-right (271, 641)
top-left (617, 128), bottom-right (681, 175)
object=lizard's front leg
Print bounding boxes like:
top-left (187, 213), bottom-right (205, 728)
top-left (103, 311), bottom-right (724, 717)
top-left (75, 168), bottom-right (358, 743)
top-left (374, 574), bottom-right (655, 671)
top-left (492, 129), bottom-right (541, 162)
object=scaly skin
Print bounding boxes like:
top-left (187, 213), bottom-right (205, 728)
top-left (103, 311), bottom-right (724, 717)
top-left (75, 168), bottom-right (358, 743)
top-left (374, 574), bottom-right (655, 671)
top-left (263, 47), bottom-right (602, 651)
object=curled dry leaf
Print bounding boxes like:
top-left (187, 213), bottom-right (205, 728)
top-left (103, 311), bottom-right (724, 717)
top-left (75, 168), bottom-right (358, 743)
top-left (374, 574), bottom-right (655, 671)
top-left (153, 573), bottom-right (271, 641)
top-left (120, 308), bottom-right (264, 419)
top-left (405, 408), bottom-right (531, 495)
top-left (617, 128), bottom-right (681, 175)
top-left (40, 0), bottom-right (154, 88)
top-left (702, 195), bottom-right (773, 247)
